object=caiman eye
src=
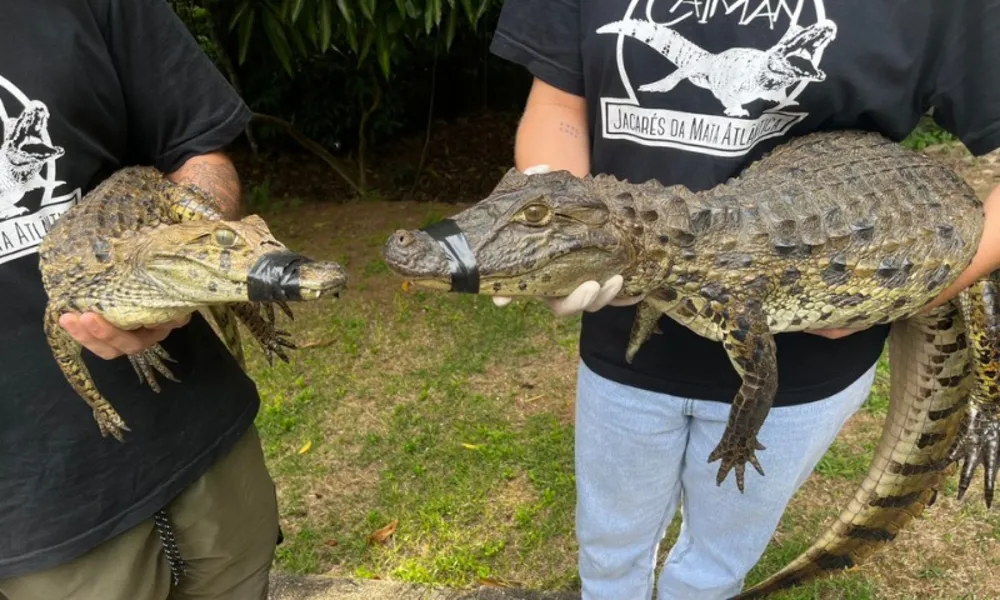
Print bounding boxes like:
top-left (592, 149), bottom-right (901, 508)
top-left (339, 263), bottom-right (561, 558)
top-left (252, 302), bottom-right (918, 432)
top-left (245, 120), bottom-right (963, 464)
top-left (213, 227), bottom-right (237, 247)
top-left (518, 203), bottom-right (552, 226)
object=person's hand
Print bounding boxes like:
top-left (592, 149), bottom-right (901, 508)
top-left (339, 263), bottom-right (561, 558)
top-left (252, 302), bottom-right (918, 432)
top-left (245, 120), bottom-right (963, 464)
top-left (58, 312), bottom-right (191, 360)
top-left (491, 164), bottom-right (644, 317)
top-left (493, 274), bottom-right (645, 316)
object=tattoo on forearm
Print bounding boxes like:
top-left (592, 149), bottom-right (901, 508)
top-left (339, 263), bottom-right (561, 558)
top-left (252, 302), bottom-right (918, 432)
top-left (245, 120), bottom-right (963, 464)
top-left (172, 160), bottom-right (242, 219)
top-left (559, 121), bottom-right (582, 139)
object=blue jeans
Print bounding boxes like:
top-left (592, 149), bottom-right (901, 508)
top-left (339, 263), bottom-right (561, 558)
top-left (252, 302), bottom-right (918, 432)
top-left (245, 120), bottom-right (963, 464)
top-left (574, 360), bottom-right (876, 600)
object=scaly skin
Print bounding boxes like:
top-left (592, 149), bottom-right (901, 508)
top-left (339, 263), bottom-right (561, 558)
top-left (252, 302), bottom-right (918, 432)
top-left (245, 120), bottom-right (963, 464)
top-left (735, 272), bottom-right (1000, 598)
top-left (383, 130), bottom-right (1000, 595)
top-left (38, 166), bottom-right (348, 440)
top-left (950, 271), bottom-right (1000, 505)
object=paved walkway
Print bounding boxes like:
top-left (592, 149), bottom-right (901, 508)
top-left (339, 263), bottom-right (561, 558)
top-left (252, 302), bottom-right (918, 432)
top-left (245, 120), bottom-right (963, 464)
top-left (269, 573), bottom-right (580, 600)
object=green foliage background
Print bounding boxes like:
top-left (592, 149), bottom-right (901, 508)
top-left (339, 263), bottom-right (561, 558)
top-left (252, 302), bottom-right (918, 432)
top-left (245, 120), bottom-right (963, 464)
top-left (166, 0), bottom-right (955, 196)
top-left (168, 0), bottom-right (529, 162)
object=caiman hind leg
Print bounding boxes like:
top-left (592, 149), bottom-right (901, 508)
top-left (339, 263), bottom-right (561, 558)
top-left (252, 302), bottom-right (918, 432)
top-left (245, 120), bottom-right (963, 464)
top-left (731, 303), bottom-right (972, 599)
top-left (43, 304), bottom-right (130, 440)
top-left (709, 297), bottom-right (777, 492)
top-left (950, 270), bottom-right (1000, 507)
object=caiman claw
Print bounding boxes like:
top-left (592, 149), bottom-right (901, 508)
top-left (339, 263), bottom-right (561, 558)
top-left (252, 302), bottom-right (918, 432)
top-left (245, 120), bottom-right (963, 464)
top-left (949, 404), bottom-right (1000, 508)
top-left (709, 434), bottom-right (767, 492)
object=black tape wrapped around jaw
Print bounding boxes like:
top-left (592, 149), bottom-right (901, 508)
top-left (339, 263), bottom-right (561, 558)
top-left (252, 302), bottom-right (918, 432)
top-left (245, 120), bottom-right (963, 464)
top-left (421, 218), bottom-right (480, 293)
top-left (247, 251), bottom-right (315, 302)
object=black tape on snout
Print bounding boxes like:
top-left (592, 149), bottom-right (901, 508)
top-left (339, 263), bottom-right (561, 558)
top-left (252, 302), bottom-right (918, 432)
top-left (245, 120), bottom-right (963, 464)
top-left (247, 251), bottom-right (315, 302)
top-left (421, 218), bottom-right (479, 293)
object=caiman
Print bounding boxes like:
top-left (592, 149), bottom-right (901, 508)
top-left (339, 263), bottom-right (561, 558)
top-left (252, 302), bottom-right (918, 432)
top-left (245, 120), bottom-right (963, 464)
top-left (381, 130), bottom-right (1000, 596)
top-left (38, 166), bottom-right (348, 441)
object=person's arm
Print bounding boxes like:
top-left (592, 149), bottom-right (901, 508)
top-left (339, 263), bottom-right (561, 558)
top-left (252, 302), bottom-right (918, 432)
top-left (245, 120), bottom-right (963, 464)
top-left (166, 151), bottom-right (243, 219)
top-left (58, 152), bottom-right (244, 359)
top-left (514, 78), bottom-right (591, 177)
top-left (488, 0), bottom-right (639, 315)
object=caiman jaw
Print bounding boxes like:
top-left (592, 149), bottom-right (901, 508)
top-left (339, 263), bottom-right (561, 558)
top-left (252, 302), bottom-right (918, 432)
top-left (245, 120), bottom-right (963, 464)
top-left (297, 261), bottom-right (348, 300)
top-left (248, 250), bottom-right (347, 302)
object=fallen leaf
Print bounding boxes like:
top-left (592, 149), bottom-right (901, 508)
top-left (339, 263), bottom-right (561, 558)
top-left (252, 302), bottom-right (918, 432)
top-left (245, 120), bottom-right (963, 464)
top-left (324, 539), bottom-right (339, 547)
top-left (298, 440), bottom-right (312, 454)
top-left (367, 520), bottom-right (399, 545)
top-left (461, 443), bottom-right (480, 450)
top-left (300, 340), bottom-right (334, 349)
top-left (402, 281), bottom-right (413, 292)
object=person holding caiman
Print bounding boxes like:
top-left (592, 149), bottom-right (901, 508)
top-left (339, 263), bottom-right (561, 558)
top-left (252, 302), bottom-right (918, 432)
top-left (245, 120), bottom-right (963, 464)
top-left (387, 1), bottom-right (1000, 599)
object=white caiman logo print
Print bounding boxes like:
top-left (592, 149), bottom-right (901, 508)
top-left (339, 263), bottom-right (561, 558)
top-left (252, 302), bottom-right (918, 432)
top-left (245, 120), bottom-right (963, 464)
top-left (598, 0), bottom-right (837, 157)
top-left (597, 19), bottom-right (836, 117)
top-left (0, 75), bottom-right (80, 265)
top-left (0, 101), bottom-right (65, 219)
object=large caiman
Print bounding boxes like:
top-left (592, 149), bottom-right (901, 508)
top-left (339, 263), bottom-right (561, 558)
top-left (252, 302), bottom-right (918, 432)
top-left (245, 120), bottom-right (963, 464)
top-left (381, 130), bottom-right (1000, 597)
top-left (38, 166), bottom-right (348, 441)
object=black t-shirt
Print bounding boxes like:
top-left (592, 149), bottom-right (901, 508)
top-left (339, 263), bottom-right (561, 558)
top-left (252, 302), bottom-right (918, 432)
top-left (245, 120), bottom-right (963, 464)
top-left (490, 0), bottom-right (1000, 406)
top-left (0, 0), bottom-right (258, 578)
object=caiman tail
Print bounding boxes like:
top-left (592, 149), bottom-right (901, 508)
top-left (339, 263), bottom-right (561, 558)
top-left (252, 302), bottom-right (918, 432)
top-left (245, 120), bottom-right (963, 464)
top-left (595, 19), bottom-right (710, 68)
top-left (733, 300), bottom-right (978, 599)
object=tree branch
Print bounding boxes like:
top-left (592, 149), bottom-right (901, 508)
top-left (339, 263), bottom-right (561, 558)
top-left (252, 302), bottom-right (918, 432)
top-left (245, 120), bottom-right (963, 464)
top-left (249, 113), bottom-right (362, 196)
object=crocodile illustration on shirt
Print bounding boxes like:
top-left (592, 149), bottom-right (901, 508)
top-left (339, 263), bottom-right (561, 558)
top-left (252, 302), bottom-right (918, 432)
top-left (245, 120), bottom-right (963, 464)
top-left (0, 100), bottom-right (65, 220)
top-left (596, 18), bottom-right (838, 117)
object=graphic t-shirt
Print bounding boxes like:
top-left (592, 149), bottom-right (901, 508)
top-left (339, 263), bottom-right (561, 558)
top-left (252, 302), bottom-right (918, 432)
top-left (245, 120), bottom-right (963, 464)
top-left (490, 0), bottom-right (1000, 405)
top-left (0, 0), bottom-right (258, 578)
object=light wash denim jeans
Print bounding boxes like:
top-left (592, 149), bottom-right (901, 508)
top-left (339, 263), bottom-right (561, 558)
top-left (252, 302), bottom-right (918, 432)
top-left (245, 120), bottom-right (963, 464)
top-left (574, 360), bottom-right (877, 600)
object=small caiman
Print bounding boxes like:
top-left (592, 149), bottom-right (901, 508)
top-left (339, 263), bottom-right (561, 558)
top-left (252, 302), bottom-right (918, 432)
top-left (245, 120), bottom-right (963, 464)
top-left (38, 166), bottom-right (348, 441)
top-left (381, 130), bottom-right (1000, 596)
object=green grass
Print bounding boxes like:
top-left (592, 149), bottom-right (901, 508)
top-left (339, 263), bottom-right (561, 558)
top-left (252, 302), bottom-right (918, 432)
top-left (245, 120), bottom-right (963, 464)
top-left (244, 255), bottom-right (582, 587)
top-left (902, 115), bottom-right (957, 151)
top-left (233, 133), bottom-right (1000, 598)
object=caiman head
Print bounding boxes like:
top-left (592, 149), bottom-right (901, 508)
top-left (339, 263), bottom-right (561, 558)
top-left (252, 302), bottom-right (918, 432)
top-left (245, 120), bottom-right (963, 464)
top-left (768, 20), bottom-right (838, 83)
top-left (131, 214), bottom-right (347, 304)
top-left (2, 101), bottom-right (65, 177)
top-left (382, 168), bottom-right (637, 297)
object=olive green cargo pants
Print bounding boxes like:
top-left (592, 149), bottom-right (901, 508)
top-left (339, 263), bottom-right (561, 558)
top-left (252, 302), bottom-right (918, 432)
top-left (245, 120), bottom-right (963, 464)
top-left (0, 425), bottom-right (280, 600)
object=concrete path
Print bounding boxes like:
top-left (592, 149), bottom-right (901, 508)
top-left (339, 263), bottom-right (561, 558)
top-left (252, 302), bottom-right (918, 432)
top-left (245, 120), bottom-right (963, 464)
top-left (269, 573), bottom-right (580, 600)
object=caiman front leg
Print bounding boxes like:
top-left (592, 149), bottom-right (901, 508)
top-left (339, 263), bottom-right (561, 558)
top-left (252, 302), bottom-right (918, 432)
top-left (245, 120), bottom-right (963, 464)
top-left (231, 302), bottom-right (297, 365)
top-left (626, 300), bottom-right (664, 363)
top-left (43, 304), bottom-right (130, 440)
top-left (625, 290), bottom-right (682, 363)
top-left (709, 298), bottom-right (777, 492)
top-left (128, 344), bottom-right (179, 392)
top-left (950, 273), bottom-right (1000, 507)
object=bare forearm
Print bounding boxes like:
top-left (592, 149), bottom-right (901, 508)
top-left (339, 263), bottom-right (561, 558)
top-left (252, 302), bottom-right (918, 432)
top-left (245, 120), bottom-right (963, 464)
top-left (514, 79), bottom-right (591, 177)
top-left (167, 151), bottom-right (243, 219)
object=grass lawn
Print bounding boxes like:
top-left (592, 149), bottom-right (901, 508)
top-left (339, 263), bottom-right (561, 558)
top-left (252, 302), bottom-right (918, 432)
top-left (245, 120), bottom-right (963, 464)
top-left (236, 136), bottom-right (1000, 599)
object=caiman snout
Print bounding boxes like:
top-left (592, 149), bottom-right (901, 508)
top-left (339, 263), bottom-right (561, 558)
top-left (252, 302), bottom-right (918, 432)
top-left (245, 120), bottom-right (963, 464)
top-left (248, 250), bottom-right (347, 302)
top-left (382, 228), bottom-right (451, 282)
